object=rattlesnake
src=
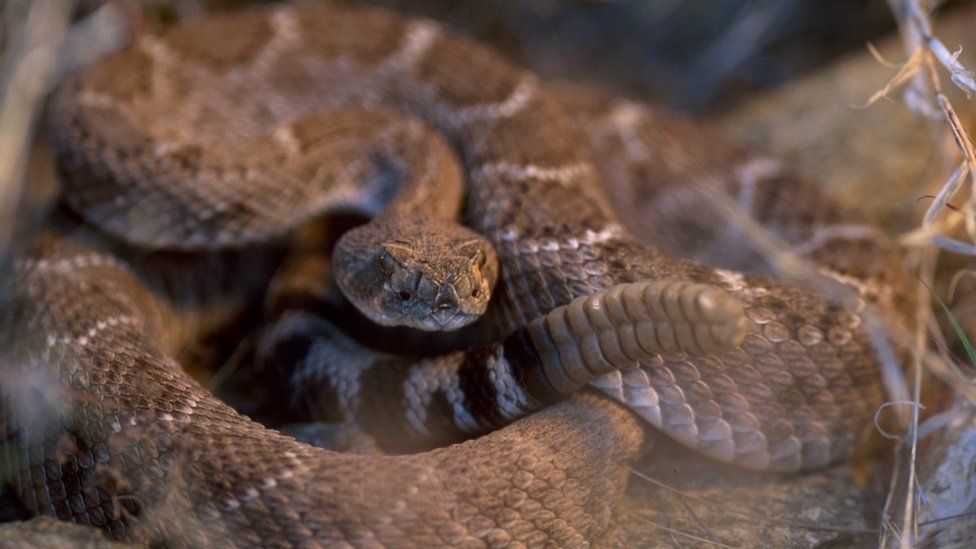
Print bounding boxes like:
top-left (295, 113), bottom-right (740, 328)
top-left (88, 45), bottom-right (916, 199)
top-left (0, 1), bottom-right (917, 546)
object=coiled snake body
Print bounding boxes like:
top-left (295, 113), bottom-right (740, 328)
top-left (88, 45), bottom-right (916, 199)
top-left (0, 1), bottom-right (916, 546)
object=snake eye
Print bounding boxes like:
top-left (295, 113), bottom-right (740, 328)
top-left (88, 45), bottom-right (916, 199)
top-left (475, 249), bottom-right (488, 269)
top-left (378, 253), bottom-right (395, 276)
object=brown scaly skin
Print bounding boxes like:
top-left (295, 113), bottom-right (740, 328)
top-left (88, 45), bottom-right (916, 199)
top-left (52, 96), bottom-right (499, 332)
top-left (2, 226), bottom-right (645, 547)
top-left (260, 248), bottom-right (748, 452)
top-left (0, 1), bottom-right (916, 546)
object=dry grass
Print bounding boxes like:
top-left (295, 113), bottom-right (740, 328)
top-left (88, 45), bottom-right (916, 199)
top-left (875, 1), bottom-right (976, 547)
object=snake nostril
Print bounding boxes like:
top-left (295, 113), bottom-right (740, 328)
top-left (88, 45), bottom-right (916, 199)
top-left (398, 291), bottom-right (412, 301)
top-left (471, 287), bottom-right (480, 298)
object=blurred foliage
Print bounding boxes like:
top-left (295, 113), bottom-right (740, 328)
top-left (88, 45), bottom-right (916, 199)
top-left (374, 0), bottom-right (911, 111)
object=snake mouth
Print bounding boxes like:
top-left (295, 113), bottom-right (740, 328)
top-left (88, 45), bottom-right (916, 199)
top-left (422, 309), bottom-right (469, 331)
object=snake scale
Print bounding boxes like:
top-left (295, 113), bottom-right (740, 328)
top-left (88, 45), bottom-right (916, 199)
top-left (0, 1), bottom-right (918, 546)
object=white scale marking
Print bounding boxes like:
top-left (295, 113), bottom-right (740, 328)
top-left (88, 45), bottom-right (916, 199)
top-left (153, 140), bottom-right (183, 157)
top-left (180, 396), bottom-right (198, 418)
top-left (250, 7), bottom-right (301, 72)
top-left (713, 268), bottom-right (748, 293)
top-left (138, 35), bottom-right (179, 66)
top-left (488, 348), bottom-right (537, 420)
top-left (381, 20), bottom-right (439, 72)
top-left (309, 339), bottom-right (369, 418)
top-left (450, 391), bottom-right (480, 434)
top-left (385, 21), bottom-right (538, 129)
top-left (727, 158), bottom-right (784, 238)
top-left (403, 366), bottom-right (435, 434)
top-left (137, 34), bottom-right (181, 101)
top-left (404, 360), bottom-right (483, 435)
top-left (578, 224), bottom-right (624, 246)
top-left (272, 124), bottom-right (302, 157)
top-left (608, 102), bottom-right (651, 162)
top-left (499, 224), bottom-right (623, 254)
top-left (618, 366), bottom-right (663, 427)
top-left (471, 162), bottom-right (593, 187)
top-left (270, 8), bottom-right (300, 46)
top-left (239, 449), bottom-right (307, 500)
top-left (76, 90), bottom-right (116, 109)
top-left (45, 315), bottom-right (139, 348)
top-left (14, 254), bottom-right (128, 275)
top-left (442, 75), bottom-right (538, 127)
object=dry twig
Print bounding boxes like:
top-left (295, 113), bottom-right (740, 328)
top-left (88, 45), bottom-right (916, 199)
top-left (876, 1), bottom-right (976, 547)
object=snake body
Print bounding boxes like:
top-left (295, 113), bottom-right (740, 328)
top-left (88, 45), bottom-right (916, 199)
top-left (0, 1), bottom-right (917, 546)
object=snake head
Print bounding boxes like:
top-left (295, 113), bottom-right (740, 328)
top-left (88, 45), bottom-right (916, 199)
top-left (333, 217), bottom-right (498, 331)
